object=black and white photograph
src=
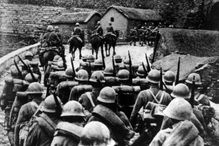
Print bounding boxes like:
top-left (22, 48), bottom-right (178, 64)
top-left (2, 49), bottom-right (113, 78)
top-left (0, 0), bottom-right (219, 146)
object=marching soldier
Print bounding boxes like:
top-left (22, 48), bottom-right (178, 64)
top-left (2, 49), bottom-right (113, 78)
top-left (51, 101), bottom-right (85, 146)
top-left (163, 70), bottom-right (175, 94)
top-left (150, 98), bottom-right (204, 146)
top-left (79, 121), bottom-right (115, 146)
top-left (56, 68), bottom-right (78, 104)
top-left (25, 95), bottom-right (62, 146)
top-left (113, 69), bottom-right (141, 117)
top-left (103, 66), bottom-right (119, 87)
top-left (69, 69), bottom-right (92, 101)
top-left (78, 71), bottom-right (105, 113)
top-left (130, 69), bottom-right (171, 131)
top-left (14, 82), bottom-right (44, 146)
top-left (88, 87), bottom-right (135, 146)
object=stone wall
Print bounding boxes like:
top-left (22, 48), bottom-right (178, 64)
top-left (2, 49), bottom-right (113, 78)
top-left (0, 3), bottom-right (92, 36)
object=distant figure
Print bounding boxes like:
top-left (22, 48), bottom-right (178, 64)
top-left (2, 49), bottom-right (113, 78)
top-left (106, 23), bottom-right (114, 34)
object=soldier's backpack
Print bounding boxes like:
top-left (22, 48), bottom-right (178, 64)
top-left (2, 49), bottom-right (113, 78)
top-left (19, 102), bottom-right (40, 146)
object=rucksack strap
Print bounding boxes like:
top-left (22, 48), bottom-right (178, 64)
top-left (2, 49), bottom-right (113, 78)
top-left (148, 90), bottom-right (163, 104)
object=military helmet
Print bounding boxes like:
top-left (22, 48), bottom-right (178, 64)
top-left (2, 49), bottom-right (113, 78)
top-left (25, 51), bottom-right (33, 58)
top-left (146, 69), bottom-right (160, 84)
top-left (114, 55), bottom-right (122, 63)
top-left (47, 25), bottom-right (54, 31)
top-left (80, 121), bottom-right (112, 146)
top-left (24, 73), bottom-right (39, 83)
top-left (53, 55), bottom-right (61, 62)
top-left (54, 26), bottom-right (59, 31)
top-left (103, 66), bottom-right (114, 76)
top-left (186, 73), bottom-right (202, 86)
top-left (75, 69), bottom-right (89, 82)
top-left (26, 82), bottom-right (44, 95)
top-left (61, 101), bottom-right (85, 117)
top-left (164, 71), bottom-right (175, 84)
top-left (171, 83), bottom-right (191, 99)
top-left (89, 71), bottom-right (105, 83)
top-left (163, 98), bottom-right (192, 121)
top-left (97, 87), bottom-right (117, 103)
top-left (41, 95), bottom-right (62, 113)
top-left (10, 65), bottom-right (19, 77)
top-left (116, 69), bottom-right (130, 81)
top-left (136, 65), bottom-right (147, 77)
top-left (76, 22), bottom-right (80, 26)
top-left (86, 55), bottom-right (95, 63)
top-left (65, 68), bottom-right (74, 79)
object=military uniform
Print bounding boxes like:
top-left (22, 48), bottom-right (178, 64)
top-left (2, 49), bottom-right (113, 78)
top-left (69, 84), bottom-right (92, 101)
top-left (42, 31), bottom-right (61, 47)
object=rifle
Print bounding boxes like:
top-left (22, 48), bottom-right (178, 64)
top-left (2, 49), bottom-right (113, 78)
top-left (88, 62), bottom-right (92, 79)
top-left (151, 32), bottom-right (161, 63)
top-left (53, 93), bottom-right (62, 116)
top-left (112, 55), bottom-right (116, 76)
top-left (101, 46), bottom-right (106, 69)
top-left (128, 51), bottom-right (133, 84)
top-left (18, 56), bottom-right (37, 82)
top-left (14, 58), bottom-right (23, 79)
top-left (175, 57), bottom-right (181, 85)
top-left (70, 56), bottom-right (76, 78)
top-left (160, 68), bottom-right (163, 90)
top-left (142, 62), bottom-right (147, 75)
top-left (145, 53), bottom-right (151, 72)
top-left (190, 76), bottom-right (196, 108)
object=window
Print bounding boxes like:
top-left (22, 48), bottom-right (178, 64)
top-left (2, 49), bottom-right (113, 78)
top-left (110, 17), bottom-right (114, 22)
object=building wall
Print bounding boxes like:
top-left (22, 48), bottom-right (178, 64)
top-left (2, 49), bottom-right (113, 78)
top-left (100, 9), bottom-right (128, 40)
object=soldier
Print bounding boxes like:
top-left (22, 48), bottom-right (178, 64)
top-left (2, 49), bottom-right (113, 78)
top-left (133, 65), bottom-right (149, 90)
top-left (0, 66), bottom-right (29, 146)
top-left (54, 26), bottom-right (65, 55)
top-left (94, 21), bottom-right (103, 37)
top-left (79, 121), bottom-right (115, 146)
top-left (56, 68), bottom-right (78, 104)
top-left (138, 26), bottom-right (146, 46)
top-left (14, 82), bottom-right (44, 146)
top-left (163, 70), bottom-right (175, 94)
top-left (113, 69), bottom-right (141, 117)
top-left (167, 83), bottom-right (206, 136)
top-left (73, 23), bottom-right (84, 45)
top-left (69, 69), bottom-right (92, 101)
top-left (150, 98), bottom-right (204, 146)
top-left (92, 59), bottom-right (104, 71)
top-left (79, 71), bottom-right (105, 113)
top-left (25, 95), bottom-right (62, 146)
top-left (106, 23), bottom-right (114, 34)
top-left (88, 87), bottom-right (135, 146)
top-left (51, 101), bottom-right (85, 146)
top-left (129, 27), bottom-right (138, 46)
top-left (41, 25), bottom-right (61, 48)
top-left (103, 66), bottom-right (119, 87)
top-left (130, 69), bottom-right (171, 130)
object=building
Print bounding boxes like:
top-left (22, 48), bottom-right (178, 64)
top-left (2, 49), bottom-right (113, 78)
top-left (51, 11), bottom-right (101, 43)
top-left (100, 5), bottom-right (162, 40)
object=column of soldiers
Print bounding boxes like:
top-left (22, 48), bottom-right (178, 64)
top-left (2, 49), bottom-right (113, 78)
top-left (0, 46), bottom-right (217, 145)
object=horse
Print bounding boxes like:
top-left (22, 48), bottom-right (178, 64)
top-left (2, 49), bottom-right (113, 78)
top-left (68, 35), bottom-right (84, 59)
top-left (104, 31), bottom-right (119, 56)
top-left (90, 33), bottom-right (104, 59)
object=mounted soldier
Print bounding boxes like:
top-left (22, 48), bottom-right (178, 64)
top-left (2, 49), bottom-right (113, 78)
top-left (130, 69), bottom-right (171, 135)
top-left (51, 101), bottom-right (85, 146)
top-left (78, 71), bottom-right (105, 113)
top-left (129, 27), bottom-right (138, 46)
top-left (25, 95), bottom-right (62, 146)
top-left (72, 22), bottom-right (84, 45)
top-left (150, 98), bottom-right (204, 146)
top-left (69, 69), bottom-right (92, 101)
top-left (94, 21), bottom-right (103, 38)
top-left (88, 87), bottom-right (135, 146)
top-left (14, 82), bottom-right (44, 146)
top-left (106, 23), bottom-right (115, 34)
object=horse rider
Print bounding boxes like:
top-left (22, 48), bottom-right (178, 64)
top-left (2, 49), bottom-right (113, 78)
top-left (94, 21), bottom-right (103, 38)
top-left (51, 101), bottom-right (85, 146)
top-left (106, 23), bottom-right (115, 34)
top-left (72, 22), bottom-right (84, 45)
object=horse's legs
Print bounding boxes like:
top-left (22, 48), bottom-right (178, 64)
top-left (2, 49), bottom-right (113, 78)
top-left (113, 45), bottom-right (116, 55)
top-left (79, 47), bottom-right (82, 59)
top-left (105, 43), bottom-right (108, 56)
top-left (108, 45), bottom-right (111, 56)
top-left (95, 47), bottom-right (98, 59)
top-left (92, 47), bottom-right (94, 55)
top-left (72, 47), bottom-right (77, 59)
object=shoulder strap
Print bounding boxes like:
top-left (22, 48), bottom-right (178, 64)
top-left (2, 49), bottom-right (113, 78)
top-left (86, 92), bottom-right (95, 108)
top-left (148, 89), bottom-right (160, 103)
